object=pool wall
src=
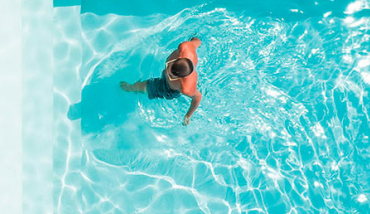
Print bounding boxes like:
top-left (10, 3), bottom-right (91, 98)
top-left (0, 0), bottom-right (22, 213)
top-left (22, 0), bottom-right (54, 213)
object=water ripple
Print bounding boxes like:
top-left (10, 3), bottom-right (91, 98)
top-left (70, 3), bottom-right (370, 214)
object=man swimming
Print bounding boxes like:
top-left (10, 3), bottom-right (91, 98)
top-left (120, 37), bottom-right (202, 126)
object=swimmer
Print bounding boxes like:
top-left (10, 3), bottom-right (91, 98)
top-left (120, 37), bottom-right (202, 126)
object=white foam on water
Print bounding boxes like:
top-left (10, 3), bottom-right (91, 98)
top-left (314, 181), bottom-right (323, 188)
top-left (266, 88), bottom-right (281, 97)
top-left (323, 11), bottom-right (332, 18)
top-left (345, 1), bottom-right (365, 14)
top-left (361, 72), bottom-right (370, 85)
top-left (357, 58), bottom-right (370, 69)
top-left (311, 123), bottom-right (327, 139)
top-left (331, 161), bottom-right (339, 171)
top-left (357, 194), bottom-right (368, 203)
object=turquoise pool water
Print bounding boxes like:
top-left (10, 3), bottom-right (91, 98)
top-left (51, 0), bottom-right (370, 213)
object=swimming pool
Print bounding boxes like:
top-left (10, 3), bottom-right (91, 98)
top-left (24, 0), bottom-right (370, 213)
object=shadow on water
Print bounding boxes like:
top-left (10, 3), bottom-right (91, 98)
top-left (68, 50), bottom-right (146, 136)
top-left (67, 50), bottom-right (167, 165)
top-left (67, 75), bottom-right (165, 166)
top-left (81, 0), bottom-right (353, 21)
top-left (68, 78), bottom-right (137, 134)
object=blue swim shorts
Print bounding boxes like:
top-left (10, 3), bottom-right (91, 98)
top-left (146, 71), bottom-right (181, 100)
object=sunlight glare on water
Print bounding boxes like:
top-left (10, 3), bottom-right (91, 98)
top-left (49, 0), bottom-right (370, 213)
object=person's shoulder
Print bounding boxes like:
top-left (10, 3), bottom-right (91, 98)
top-left (178, 37), bottom-right (201, 50)
top-left (178, 41), bottom-right (193, 50)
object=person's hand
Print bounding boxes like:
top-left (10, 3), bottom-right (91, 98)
top-left (183, 115), bottom-right (191, 126)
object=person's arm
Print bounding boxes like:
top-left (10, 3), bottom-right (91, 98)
top-left (177, 37), bottom-right (201, 52)
top-left (167, 38), bottom-right (201, 62)
top-left (190, 37), bottom-right (201, 49)
top-left (183, 90), bottom-right (202, 126)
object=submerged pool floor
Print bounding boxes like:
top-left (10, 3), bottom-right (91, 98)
top-left (50, 0), bottom-right (370, 213)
